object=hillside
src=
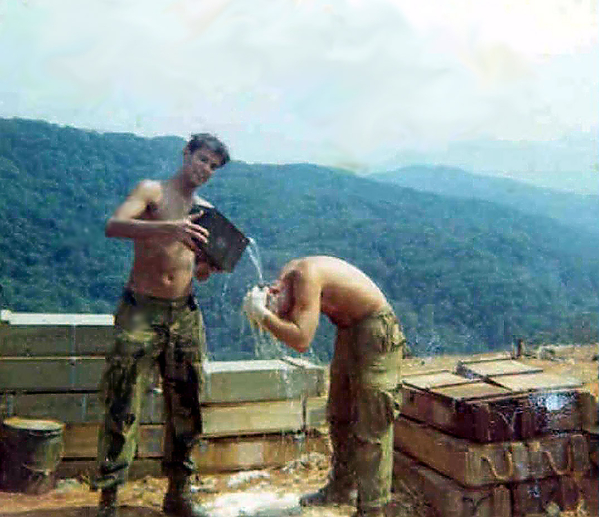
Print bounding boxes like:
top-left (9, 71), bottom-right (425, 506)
top-left (370, 165), bottom-right (599, 236)
top-left (0, 117), bottom-right (598, 360)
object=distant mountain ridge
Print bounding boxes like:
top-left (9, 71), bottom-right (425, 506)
top-left (0, 117), bottom-right (597, 361)
top-left (370, 165), bottom-right (599, 236)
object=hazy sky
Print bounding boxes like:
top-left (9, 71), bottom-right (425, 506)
top-left (1, 0), bottom-right (597, 185)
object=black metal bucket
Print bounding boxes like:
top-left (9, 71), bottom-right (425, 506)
top-left (190, 206), bottom-right (249, 272)
top-left (0, 417), bottom-right (65, 494)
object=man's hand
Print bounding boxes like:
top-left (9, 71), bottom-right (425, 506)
top-left (243, 286), bottom-right (269, 327)
top-left (194, 251), bottom-right (221, 282)
top-left (175, 212), bottom-right (210, 253)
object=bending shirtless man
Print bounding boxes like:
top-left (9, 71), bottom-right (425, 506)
top-left (243, 256), bottom-right (405, 517)
top-left (93, 133), bottom-right (230, 517)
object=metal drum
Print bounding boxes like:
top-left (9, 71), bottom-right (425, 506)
top-left (0, 417), bottom-right (64, 494)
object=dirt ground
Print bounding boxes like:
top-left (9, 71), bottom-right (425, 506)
top-left (0, 343), bottom-right (597, 517)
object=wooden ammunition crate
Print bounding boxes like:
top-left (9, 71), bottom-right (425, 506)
top-left (394, 416), bottom-right (590, 487)
top-left (401, 370), bottom-right (584, 443)
top-left (0, 310), bottom-right (328, 469)
top-left (393, 449), bottom-right (511, 517)
top-left (510, 475), bottom-right (582, 517)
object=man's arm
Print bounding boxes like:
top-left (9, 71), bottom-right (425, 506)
top-left (261, 266), bottom-right (321, 353)
top-left (105, 180), bottom-right (208, 249)
top-left (194, 253), bottom-right (221, 282)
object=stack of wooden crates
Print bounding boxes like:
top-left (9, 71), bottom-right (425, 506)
top-left (393, 356), bottom-right (598, 517)
top-left (0, 310), bottom-right (328, 479)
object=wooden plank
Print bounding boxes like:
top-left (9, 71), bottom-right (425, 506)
top-left (580, 390), bottom-right (598, 431)
top-left (1, 311), bottom-right (113, 326)
top-left (62, 397), bottom-right (309, 459)
top-left (201, 400), bottom-right (303, 435)
top-left (194, 432), bottom-right (328, 472)
top-left (490, 372), bottom-right (582, 392)
top-left (394, 416), bottom-right (590, 487)
top-left (280, 356), bottom-right (328, 396)
top-left (0, 357), bottom-right (322, 401)
top-left (201, 360), bottom-right (307, 403)
top-left (456, 359), bottom-right (542, 379)
top-left (579, 467), bottom-right (599, 516)
top-left (511, 476), bottom-right (581, 517)
top-left (430, 383), bottom-right (511, 400)
top-left (403, 371), bottom-right (476, 390)
top-left (305, 396), bottom-right (327, 429)
top-left (138, 427), bottom-right (329, 471)
top-left (393, 449), bottom-right (511, 517)
top-left (63, 423), bottom-right (99, 458)
top-left (73, 326), bottom-right (114, 356)
top-left (0, 324), bottom-right (73, 356)
top-left (1, 392), bottom-right (103, 423)
top-left (586, 431), bottom-right (598, 467)
top-left (0, 324), bottom-right (114, 357)
top-left (0, 391), bottom-right (164, 424)
top-left (57, 430), bottom-right (329, 477)
top-left (0, 357), bottom-right (104, 391)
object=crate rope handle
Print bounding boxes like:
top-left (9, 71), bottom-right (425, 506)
top-left (480, 449), bottom-right (514, 481)
top-left (541, 440), bottom-right (572, 476)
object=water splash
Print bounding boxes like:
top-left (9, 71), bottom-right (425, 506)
top-left (246, 237), bottom-right (264, 285)
top-left (244, 316), bottom-right (286, 360)
top-left (243, 237), bottom-right (283, 358)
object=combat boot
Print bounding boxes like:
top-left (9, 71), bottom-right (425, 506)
top-left (97, 486), bottom-right (118, 517)
top-left (162, 472), bottom-right (208, 517)
top-left (299, 480), bottom-right (357, 507)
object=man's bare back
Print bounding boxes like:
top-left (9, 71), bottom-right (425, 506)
top-left (281, 256), bottom-right (387, 326)
top-left (244, 256), bottom-right (389, 352)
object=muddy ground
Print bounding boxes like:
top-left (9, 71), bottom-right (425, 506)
top-left (0, 343), bottom-right (597, 517)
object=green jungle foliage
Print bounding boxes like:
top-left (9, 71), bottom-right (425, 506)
top-left (371, 165), bottom-right (599, 237)
top-left (1, 117), bottom-right (598, 362)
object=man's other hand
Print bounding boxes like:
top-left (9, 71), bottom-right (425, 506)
top-left (243, 286), bottom-right (269, 326)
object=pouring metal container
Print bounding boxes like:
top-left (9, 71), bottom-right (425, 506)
top-left (190, 205), bottom-right (249, 272)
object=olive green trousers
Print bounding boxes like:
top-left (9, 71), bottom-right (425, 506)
top-left (327, 306), bottom-right (404, 510)
top-left (93, 290), bottom-right (206, 490)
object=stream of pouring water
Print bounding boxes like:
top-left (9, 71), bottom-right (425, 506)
top-left (244, 238), bottom-right (286, 360)
top-left (241, 239), bottom-right (321, 432)
top-left (246, 237), bottom-right (264, 285)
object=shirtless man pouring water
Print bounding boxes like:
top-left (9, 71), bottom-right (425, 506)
top-left (93, 134), bottom-right (230, 517)
top-left (243, 256), bottom-right (405, 517)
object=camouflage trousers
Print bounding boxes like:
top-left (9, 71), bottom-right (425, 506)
top-left (327, 305), bottom-right (404, 511)
top-left (93, 289), bottom-right (207, 490)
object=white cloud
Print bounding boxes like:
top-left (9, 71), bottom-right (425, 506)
top-left (0, 0), bottom-right (596, 178)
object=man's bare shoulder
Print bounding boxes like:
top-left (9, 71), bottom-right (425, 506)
top-left (285, 258), bottom-right (320, 285)
top-left (126, 179), bottom-right (163, 206)
top-left (134, 179), bottom-right (163, 196)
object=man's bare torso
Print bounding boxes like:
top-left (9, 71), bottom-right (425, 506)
top-left (127, 181), bottom-right (201, 299)
top-left (285, 256), bottom-right (388, 327)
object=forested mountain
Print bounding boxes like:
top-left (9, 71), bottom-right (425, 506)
top-left (1, 117), bottom-right (597, 361)
top-left (371, 165), bottom-right (599, 236)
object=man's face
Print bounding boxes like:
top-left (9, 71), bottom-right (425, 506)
top-left (184, 147), bottom-right (223, 187)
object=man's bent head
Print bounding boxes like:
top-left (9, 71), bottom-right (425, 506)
top-left (266, 277), bottom-right (294, 318)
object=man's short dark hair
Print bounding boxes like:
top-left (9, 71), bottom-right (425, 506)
top-left (186, 133), bottom-right (230, 166)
